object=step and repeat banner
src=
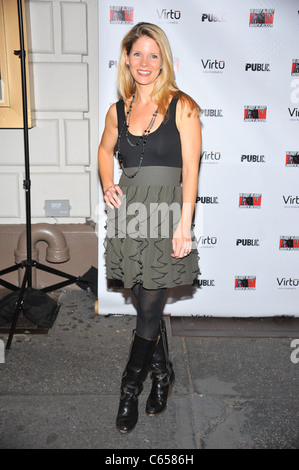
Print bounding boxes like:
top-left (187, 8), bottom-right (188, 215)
top-left (97, 0), bottom-right (299, 317)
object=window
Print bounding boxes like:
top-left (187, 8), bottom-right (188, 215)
top-left (0, 0), bottom-right (34, 128)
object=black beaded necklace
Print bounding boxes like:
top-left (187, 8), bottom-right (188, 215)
top-left (117, 94), bottom-right (159, 179)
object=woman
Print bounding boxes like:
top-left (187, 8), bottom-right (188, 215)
top-left (98, 22), bottom-right (201, 433)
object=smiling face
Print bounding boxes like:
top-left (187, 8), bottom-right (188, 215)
top-left (125, 35), bottom-right (163, 92)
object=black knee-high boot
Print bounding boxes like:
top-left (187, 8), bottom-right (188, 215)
top-left (116, 331), bottom-right (157, 433)
top-left (146, 319), bottom-right (175, 416)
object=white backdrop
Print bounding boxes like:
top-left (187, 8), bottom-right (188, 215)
top-left (97, 0), bottom-right (299, 317)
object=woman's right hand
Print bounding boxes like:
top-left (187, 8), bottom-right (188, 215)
top-left (104, 184), bottom-right (123, 209)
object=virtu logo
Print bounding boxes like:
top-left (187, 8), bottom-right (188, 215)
top-left (157, 9), bottom-right (181, 20)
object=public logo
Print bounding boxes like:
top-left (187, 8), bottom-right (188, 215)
top-left (285, 152), bottom-right (299, 166)
top-left (235, 276), bottom-right (256, 290)
top-left (241, 154), bottom-right (265, 163)
top-left (201, 59), bottom-right (225, 73)
top-left (201, 109), bottom-right (223, 117)
top-left (291, 60), bottom-right (299, 76)
top-left (244, 106), bottom-right (267, 121)
top-left (239, 194), bottom-right (262, 208)
top-left (196, 196), bottom-right (219, 204)
top-left (201, 13), bottom-right (227, 22)
top-left (110, 6), bottom-right (134, 24)
top-left (236, 239), bottom-right (260, 247)
top-left (279, 236), bottom-right (299, 250)
top-left (201, 150), bottom-right (221, 164)
top-left (245, 63), bottom-right (270, 72)
top-left (249, 9), bottom-right (274, 27)
top-left (109, 60), bottom-right (118, 68)
top-left (196, 279), bottom-right (215, 287)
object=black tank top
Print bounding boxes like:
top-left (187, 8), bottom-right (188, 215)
top-left (116, 98), bottom-right (182, 168)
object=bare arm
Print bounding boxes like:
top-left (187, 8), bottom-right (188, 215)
top-left (172, 99), bottom-right (202, 258)
top-left (98, 103), bottom-right (123, 208)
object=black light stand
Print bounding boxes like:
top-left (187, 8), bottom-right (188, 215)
top-left (0, 0), bottom-right (88, 350)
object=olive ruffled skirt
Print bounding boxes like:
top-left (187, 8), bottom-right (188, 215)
top-left (104, 166), bottom-right (199, 289)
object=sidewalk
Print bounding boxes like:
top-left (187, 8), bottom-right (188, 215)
top-left (0, 290), bottom-right (298, 449)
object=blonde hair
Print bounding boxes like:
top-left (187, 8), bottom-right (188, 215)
top-left (117, 22), bottom-right (199, 117)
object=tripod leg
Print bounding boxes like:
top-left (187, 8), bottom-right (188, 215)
top-left (0, 263), bottom-right (23, 291)
top-left (35, 262), bottom-right (89, 292)
top-left (6, 266), bottom-right (29, 350)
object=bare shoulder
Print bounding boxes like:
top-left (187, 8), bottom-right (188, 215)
top-left (176, 93), bottom-right (201, 130)
top-left (105, 102), bottom-right (118, 128)
top-left (100, 102), bottom-right (119, 148)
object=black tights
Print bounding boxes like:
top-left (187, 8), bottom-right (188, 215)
top-left (131, 284), bottom-right (166, 340)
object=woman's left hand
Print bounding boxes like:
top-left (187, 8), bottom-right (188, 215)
top-left (171, 226), bottom-right (192, 258)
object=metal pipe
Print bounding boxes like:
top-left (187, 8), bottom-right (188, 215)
top-left (14, 223), bottom-right (70, 264)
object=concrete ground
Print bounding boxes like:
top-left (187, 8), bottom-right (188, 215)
top-left (0, 290), bottom-right (298, 450)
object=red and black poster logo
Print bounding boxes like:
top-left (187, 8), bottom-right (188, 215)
top-left (286, 152), bottom-right (299, 166)
top-left (249, 9), bottom-right (274, 27)
top-left (239, 193), bottom-right (262, 208)
top-left (279, 236), bottom-right (299, 250)
top-left (291, 60), bottom-right (299, 76)
top-left (244, 106), bottom-right (267, 121)
top-left (110, 7), bottom-right (134, 24)
top-left (235, 276), bottom-right (256, 290)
